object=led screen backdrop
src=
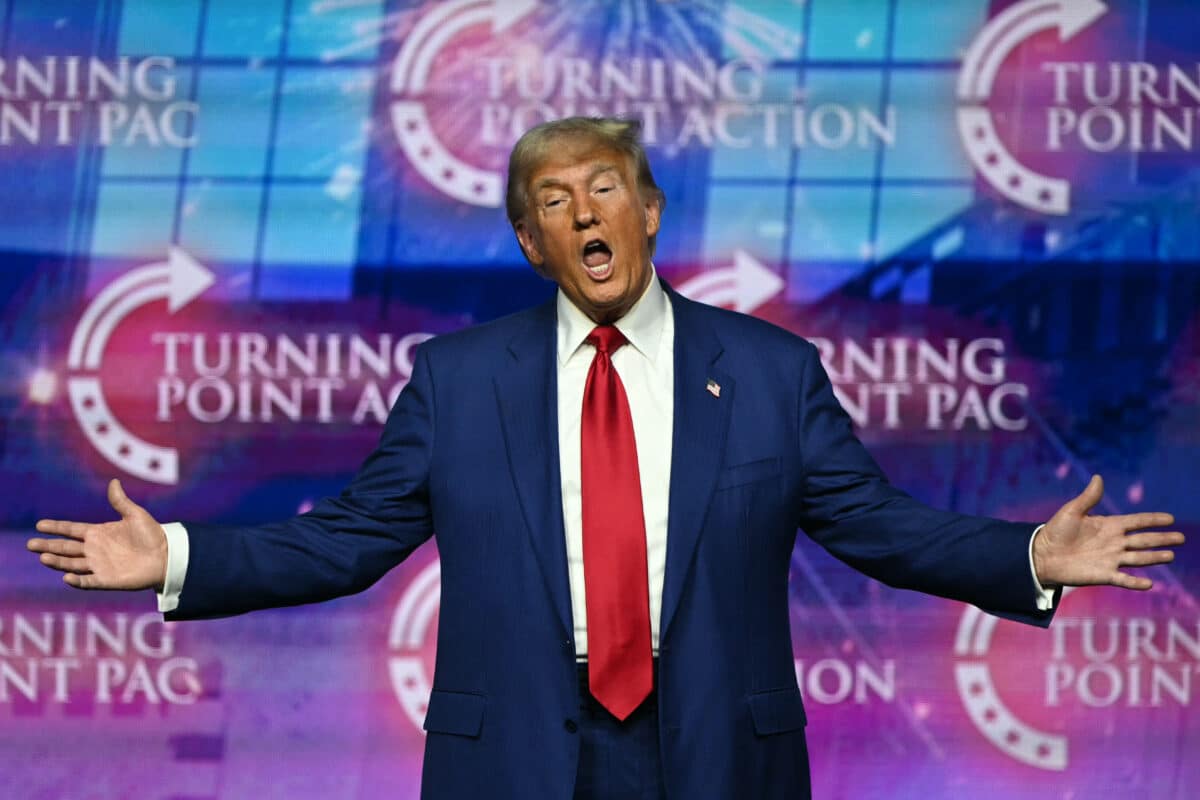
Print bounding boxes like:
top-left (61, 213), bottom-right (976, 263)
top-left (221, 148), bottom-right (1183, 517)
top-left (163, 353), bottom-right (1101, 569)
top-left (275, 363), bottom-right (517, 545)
top-left (0, 0), bottom-right (1198, 797)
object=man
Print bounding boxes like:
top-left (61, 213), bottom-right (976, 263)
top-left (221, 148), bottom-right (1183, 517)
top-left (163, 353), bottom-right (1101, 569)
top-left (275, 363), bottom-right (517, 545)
top-left (28, 118), bottom-right (1183, 800)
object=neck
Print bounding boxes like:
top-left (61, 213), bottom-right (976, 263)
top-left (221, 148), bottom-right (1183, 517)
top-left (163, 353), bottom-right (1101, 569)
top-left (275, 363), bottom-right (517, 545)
top-left (584, 264), bottom-right (654, 325)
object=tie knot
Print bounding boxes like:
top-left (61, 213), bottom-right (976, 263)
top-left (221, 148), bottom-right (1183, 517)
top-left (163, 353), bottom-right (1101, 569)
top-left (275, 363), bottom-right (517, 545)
top-left (587, 325), bottom-right (628, 356)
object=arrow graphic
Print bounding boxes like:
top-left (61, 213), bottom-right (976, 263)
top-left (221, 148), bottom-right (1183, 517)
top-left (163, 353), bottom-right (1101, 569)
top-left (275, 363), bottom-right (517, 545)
top-left (955, 0), bottom-right (1107, 215)
top-left (406, 0), bottom-right (535, 93)
top-left (67, 248), bottom-right (215, 485)
top-left (69, 247), bottom-right (214, 370)
top-left (68, 270), bottom-right (159, 370)
top-left (676, 250), bottom-right (784, 313)
top-left (391, 0), bottom-right (477, 94)
top-left (390, 0), bottom-right (537, 208)
top-left (392, 0), bottom-right (535, 93)
top-left (958, 0), bottom-right (1106, 101)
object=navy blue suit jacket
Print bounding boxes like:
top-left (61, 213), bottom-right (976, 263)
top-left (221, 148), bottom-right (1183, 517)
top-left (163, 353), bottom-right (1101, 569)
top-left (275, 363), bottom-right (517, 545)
top-left (169, 282), bottom-right (1053, 799)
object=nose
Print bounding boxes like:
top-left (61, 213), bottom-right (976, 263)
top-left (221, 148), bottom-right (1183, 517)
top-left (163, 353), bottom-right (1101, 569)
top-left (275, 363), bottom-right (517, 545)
top-left (573, 195), bottom-right (597, 228)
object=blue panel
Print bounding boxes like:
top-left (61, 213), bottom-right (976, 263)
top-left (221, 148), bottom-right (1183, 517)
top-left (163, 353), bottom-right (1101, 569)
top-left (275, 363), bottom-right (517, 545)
top-left (7, 0), bottom-right (104, 49)
top-left (99, 68), bottom-right (194, 176)
top-left (892, 0), bottom-right (988, 61)
top-left (260, 183), bottom-right (360, 268)
top-left (875, 185), bottom-right (972, 260)
top-left (793, 68), bottom-right (885, 179)
top-left (389, 188), bottom-right (526, 268)
top-left (702, 185), bottom-right (788, 266)
top-left (202, 0), bottom-right (286, 59)
top-left (271, 67), bottom-right (373, 179)
top-left (187, 67), bottom-right (276, 177)
top-left (882, 70), bottom-right (974, 180)
top-left (719, 1), bottom-right (807, 60)
top-left (785, 259), bottom-right (868, 304)
top-left (178, 182), bottom-right (264, 263)
top-left (258, 262), bottom-right (352, 300)
top-left (287, 0), bottom-right (385, 60)
top-left (807, 0), bottom-right (891, 61)
top-left (90, 182), bottom-right (178, 260)
top-left (117, 0), bottom-right (202, 56)
top-left (788, 185), bottom-right (874, 261)
top-left (710, 67), bottom-right (798, 179)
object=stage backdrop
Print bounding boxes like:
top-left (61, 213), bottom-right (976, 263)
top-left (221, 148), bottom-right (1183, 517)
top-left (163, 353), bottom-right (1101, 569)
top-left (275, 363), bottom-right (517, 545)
top-left (1, 0), bottom-right (1198, 797)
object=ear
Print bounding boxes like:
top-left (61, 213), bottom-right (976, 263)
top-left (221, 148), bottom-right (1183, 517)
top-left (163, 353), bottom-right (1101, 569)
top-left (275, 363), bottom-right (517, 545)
top-left (643, 193), bottom-right (662, 239)
top-left (514, 219), bottom-right (544, 267)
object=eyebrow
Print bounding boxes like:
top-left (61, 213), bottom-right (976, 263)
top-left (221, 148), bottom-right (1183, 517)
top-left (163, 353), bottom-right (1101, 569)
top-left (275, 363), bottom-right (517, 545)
top-left (532, 163), bottom-right (621, 195)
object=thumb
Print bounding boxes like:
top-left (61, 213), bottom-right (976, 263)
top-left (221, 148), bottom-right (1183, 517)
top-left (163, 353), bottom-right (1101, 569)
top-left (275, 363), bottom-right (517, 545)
top-left (107, 478), bottom-right (139, 518)
top-left (1068, 474), bottom-right (1104, 517)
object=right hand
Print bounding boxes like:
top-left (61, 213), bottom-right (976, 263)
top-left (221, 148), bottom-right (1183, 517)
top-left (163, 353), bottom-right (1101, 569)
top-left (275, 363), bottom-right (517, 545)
top-left (27, 479), bottom-right (168, 591)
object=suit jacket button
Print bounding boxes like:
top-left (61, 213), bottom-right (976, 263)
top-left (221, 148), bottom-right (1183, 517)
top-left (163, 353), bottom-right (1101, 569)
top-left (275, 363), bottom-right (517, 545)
top-left (564, 719), bottom-right (578, 734)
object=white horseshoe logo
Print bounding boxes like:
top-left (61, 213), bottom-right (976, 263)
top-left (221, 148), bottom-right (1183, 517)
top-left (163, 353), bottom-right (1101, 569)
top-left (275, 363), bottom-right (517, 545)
top-left (389, 0), bottom-right (538, 207)
top-left (67, 248), bottom-right (215, 485)
top-left (956, 0), bottom-right (1107, 215)
top-left (676, 250), bottom-right (783, 314)
top-left (953, 592), bottom-right (1074, 770)
top-left (388, 559), bottom-right (441, 732)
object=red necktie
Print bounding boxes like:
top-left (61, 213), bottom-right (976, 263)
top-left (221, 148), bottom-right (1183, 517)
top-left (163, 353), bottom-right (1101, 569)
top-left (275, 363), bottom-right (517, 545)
top-left (581, 325), bottom-right (653, 721)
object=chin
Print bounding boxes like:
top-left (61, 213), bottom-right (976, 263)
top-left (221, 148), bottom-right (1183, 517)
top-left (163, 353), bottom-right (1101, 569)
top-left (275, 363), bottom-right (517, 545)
top-left (587, 286), bottom-right (629, 308)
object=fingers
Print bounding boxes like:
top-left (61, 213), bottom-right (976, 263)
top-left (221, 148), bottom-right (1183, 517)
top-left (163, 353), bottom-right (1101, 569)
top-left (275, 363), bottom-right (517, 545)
top-left (29, 533), bottom-right (95, 584)
top-left (63, 573), bottom-right (100, 590)
top-left (26, 538), bottom-right (85, 557)
top-left (1113, 512), bottom-right (1176, 532)
top-left (1112, 530), bottom-right (1182, 586)
top-left (1120, 549), bottom-right (1175, 568)
top-left (33, 519), bottom-right (89, 540)
top-left (1068, 474), bottom-right (1105, 516)
top-left (37, 552), bottom-right (90, 574)
top-left (1124, 531), bottom-right (1185, 550)
top-left (107, 478), bottom-right (138, 518)
top-left (1110, 571), bottom-right (1153, 591)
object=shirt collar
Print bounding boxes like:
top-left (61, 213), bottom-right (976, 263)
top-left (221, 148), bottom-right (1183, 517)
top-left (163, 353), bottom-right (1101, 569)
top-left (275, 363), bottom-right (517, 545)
top-left (556, 264), bottom-right (668, 366)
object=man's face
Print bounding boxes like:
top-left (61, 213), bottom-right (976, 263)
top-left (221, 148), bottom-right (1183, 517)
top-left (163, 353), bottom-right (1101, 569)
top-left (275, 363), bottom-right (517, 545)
top-left (514, 141), bottom-right (661, 324)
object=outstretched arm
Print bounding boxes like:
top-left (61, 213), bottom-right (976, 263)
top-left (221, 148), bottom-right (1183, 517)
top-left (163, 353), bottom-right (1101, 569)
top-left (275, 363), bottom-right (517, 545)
top-left (26, 341), bottom-right (440, 618)
top-left (793, 340), bottom-right (1183, 622)
top-left (27, 478), bottom-right (167, 592)
top-left (1034, 474), bottom-right (1183, 591)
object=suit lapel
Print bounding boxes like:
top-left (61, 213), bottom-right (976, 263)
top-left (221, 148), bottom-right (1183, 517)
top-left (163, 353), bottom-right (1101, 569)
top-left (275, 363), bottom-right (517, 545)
top-left (659, 287), bottom-right (733, 642)
top-left (492, 287), bottom-right (734, 646)
top-left (493, 299), bottom-right (574, 640)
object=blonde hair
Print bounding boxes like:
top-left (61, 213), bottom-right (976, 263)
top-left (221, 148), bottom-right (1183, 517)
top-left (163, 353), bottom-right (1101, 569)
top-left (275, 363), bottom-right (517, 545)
top-left (505, 116), bottom-right (666, 229)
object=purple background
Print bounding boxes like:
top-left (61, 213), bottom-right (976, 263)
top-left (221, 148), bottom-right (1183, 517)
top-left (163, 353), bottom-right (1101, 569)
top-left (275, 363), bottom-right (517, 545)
top-left (1, 0), bottom-right (1198, 797)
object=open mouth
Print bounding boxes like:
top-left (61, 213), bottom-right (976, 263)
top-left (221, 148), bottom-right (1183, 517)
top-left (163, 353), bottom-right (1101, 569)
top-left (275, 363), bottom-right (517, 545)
top-left (582, 239), bottom-right (613, 277)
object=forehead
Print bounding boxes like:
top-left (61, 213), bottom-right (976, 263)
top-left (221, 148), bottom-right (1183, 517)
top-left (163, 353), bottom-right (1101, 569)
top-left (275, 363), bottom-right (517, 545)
top-left (526, 140), bottom-right (632, 190)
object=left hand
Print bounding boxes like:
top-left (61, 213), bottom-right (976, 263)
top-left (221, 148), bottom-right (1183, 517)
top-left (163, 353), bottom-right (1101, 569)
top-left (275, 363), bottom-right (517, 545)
top-left (1033, 475), bottom-right (1184, 590)
top-left (26, 479), bottom-right (168, 592)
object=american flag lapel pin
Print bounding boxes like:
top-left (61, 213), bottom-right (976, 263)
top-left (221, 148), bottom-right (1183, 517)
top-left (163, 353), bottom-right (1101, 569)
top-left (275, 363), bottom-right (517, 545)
top-left (706, 378), bottom-right (721, 398)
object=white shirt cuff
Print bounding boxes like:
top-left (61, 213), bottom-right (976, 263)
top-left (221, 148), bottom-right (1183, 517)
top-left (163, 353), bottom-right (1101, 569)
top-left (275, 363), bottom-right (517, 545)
top-left (1029, 524), bottom-right (1056, 611)
top-left (156, 522), bottom-right (190, 613)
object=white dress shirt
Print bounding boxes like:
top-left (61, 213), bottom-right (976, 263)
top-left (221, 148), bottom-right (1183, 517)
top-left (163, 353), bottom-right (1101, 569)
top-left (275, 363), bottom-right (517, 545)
top-left (158, 269), bottom-right (1053, 628)
top-left (556, 270), bottom-right (673, 657)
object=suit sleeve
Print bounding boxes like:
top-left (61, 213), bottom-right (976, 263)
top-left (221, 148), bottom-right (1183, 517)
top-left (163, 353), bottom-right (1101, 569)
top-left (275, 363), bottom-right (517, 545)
top-left (792, 341), bottom-right (1057, 626)
top-left (165, 342), bottom-right (439, 621)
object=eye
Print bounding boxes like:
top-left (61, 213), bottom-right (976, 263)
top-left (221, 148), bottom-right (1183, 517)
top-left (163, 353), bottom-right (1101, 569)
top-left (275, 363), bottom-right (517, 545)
top-left (544, 197), bottom-right (564, 208)
top-left (595, 185), bottom-right (613, 194)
